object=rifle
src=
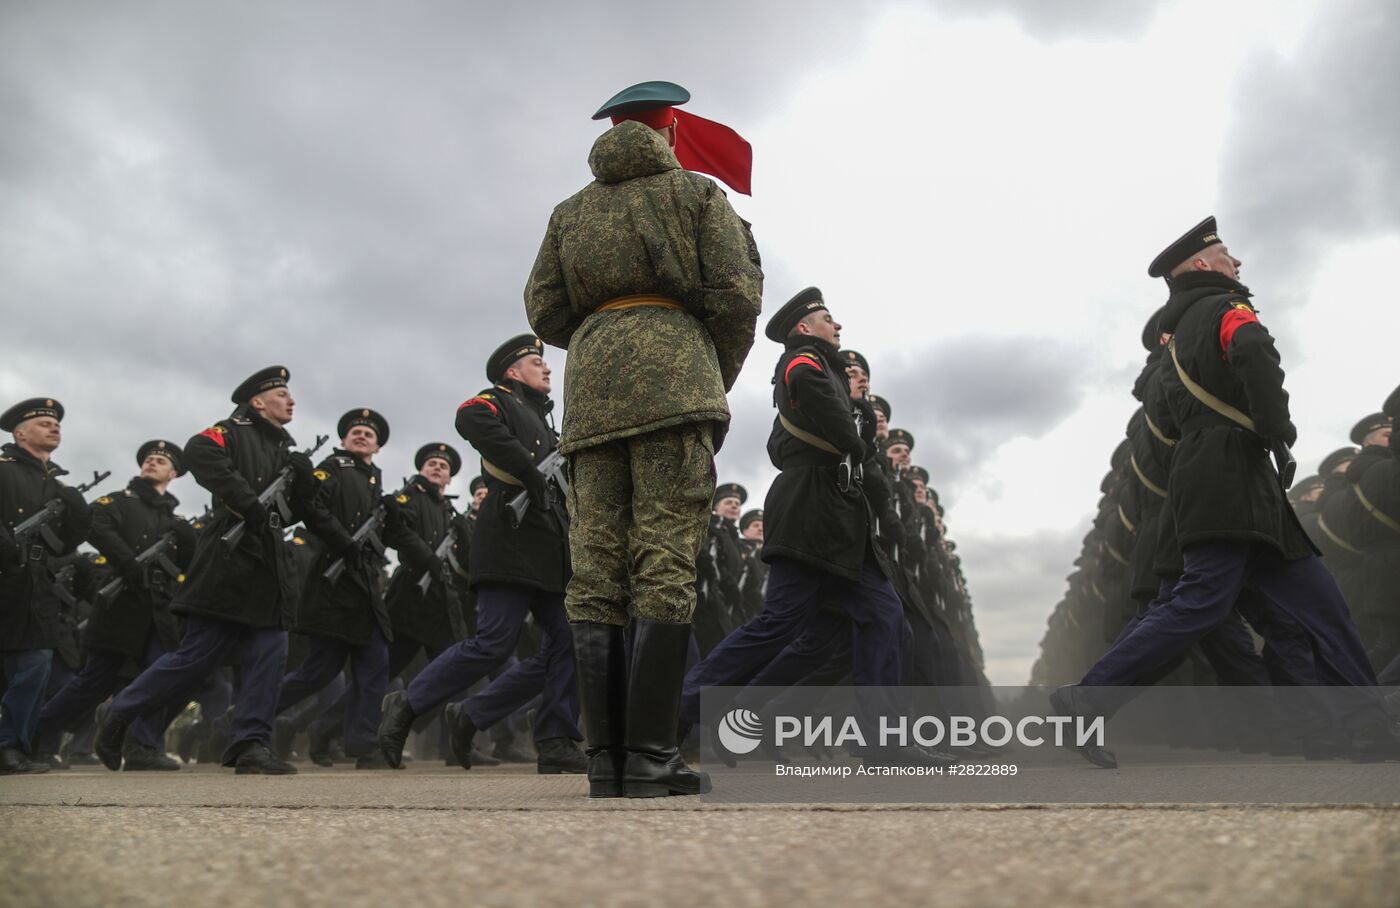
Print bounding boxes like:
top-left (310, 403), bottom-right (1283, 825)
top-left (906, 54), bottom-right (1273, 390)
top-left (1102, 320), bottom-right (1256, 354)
top-left (94, 529), bottom-right (184, 606)
top-left (11, 470), bottom-right (110, 563)
top-left (221, 434), bottom-right (329, 550)
top-left (51, 562), bottom-right (82, 612)
top-left (506, 449), bottom-right (569, 528)
top-left (1271, 440), bottom-right (1297, 491)
top-left (416, 529), bottom-right (462, 594)
top-left (322, 503), bottom-right (388, 584)
top-left (838, 410), bottom-right (864, 494)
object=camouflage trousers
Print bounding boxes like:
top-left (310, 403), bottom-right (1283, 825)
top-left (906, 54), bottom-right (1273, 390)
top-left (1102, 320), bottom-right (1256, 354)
top-left (565, 423), bottom-right (715, 625)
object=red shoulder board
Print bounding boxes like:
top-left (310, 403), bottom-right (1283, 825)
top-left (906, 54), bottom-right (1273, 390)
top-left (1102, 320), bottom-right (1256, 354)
top-left (458, 395), bottom-right (499, 417)
top-left (198, 426), bottom-right (227, 448)
top-left (783, 354), bottom-right (823, 385)
top-left (1219, 300), bottom-right (1260, 353)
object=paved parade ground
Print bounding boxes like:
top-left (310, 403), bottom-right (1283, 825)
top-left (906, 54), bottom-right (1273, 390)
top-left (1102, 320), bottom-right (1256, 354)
top-left (3, 763), bottom-right (1398, 908)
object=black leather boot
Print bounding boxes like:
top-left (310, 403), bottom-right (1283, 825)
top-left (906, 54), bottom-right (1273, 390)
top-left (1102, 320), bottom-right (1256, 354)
top-left (536, 737), bottom-right (587, 774)
top-left (94, 712), bottom-right (131, 771)
top-left (1050, 685), bottom-right (1118, 769)
top-left (444, 703), bottom-right (478, 771)
top-left (306, 715), bottom-right (336, 767)
top-left (571, 622), bottom-right (628, 797)
top-left (622, 619), bottom-right (711, 798)
top-left (377, 691), bottom-right (416, 769)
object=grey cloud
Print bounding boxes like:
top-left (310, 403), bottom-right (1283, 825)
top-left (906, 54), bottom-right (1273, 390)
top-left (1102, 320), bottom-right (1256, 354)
top-left (873, 335), bottom-right (1092, 496)
top-left (955, 525), bottom-right (1091, 683)
top-left (1221, 0), bottom-right (1400, 338)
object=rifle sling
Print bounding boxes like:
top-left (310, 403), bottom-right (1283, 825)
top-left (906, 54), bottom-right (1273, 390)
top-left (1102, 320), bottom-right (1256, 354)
top-left (1130, 453), bottom-right (1168, 499)
top-left (481, 458), bottom-right (524, 487)
top-left (1352, 483), bottom-right (1400, 535)
top-left (1316, 515), bottom-right (1364, 556)
top-left (1168, 339), bottom-right (1256, 432)
top-left (778, 414), bottom-right (843, 456)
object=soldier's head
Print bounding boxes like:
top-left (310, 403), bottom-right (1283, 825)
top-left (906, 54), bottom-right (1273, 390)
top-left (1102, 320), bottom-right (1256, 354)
top-left (337, 409), bottom-right (388, 464)
top-left (741, 509), bottom-right (764, 542)
top-left (415, 443), bottom-right (461, 492)
top-left (470, 476), bottom-right (487, 511)
top-left (794, 309), bottom-right (841, 347)
top-left (1149, 216), bottom-right (1241, 283)
top-left (233, 366), bottom-right (294, 426)
top-left (594, 81), bottom-right (688, 150)
top-left (713, 482), bottom-right (746, 521)
top-left (137, 440), bottom-right (184, 487)
top-left (884, 429), bottom-right (914, 468)
top-left (842, 350), bottom-right (870, 398)
top-left (505, 353), bottom-right (551, 394)
top-left (908, 465), bottom-right (930, 503)
top-left (1288, 475), bottom-right (1325, 505)
top-left (2, 398), bottom-right (63, 459)
top-left (488, 335), bottom-right (550, 394)
top-left (765, 287), bottom-right (837, 346)
top-left (870, 396), bottom-right (891, 440)
top-left (1319, 446), bottom-right (1359, 476)
top-left (251, 386), bottom-right (295, 426)
top-left (1350, 413), bottom-right (1391, 449)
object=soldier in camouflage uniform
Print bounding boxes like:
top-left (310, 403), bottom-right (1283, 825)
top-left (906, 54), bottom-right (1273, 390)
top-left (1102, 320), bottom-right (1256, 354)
top-left (525, 81), bottom-right (762, 798)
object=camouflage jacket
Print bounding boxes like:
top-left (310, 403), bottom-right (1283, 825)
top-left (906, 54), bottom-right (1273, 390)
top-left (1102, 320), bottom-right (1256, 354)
top-left (525, 120), bottom-right (763, 454)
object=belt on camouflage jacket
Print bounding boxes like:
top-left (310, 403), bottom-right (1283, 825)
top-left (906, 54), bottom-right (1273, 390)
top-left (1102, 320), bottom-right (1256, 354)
top-left (481, 459), bottom-right (523, 487)
top-left (596, 294), bottom-right (684, 313)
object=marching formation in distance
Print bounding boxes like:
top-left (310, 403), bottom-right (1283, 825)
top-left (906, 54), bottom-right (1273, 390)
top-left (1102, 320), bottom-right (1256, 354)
top-left (3, 80), bottom-right (1397, 787)
top-left (0, 80), bottom-right (987, 789)
top-left (1045, 218), bottom-right (1400, 767)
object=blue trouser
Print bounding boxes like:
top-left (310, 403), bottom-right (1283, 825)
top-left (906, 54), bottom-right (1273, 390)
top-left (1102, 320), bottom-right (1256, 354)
top-left (36, 632), bottom-right (170, 752)
top-left (1110, 579), bottom-right (1271, 686)
top-left (0, 649), bottom-right (53, 753)
top-left (275, 625), bottom-right (388, 757)
top-left (1084, 543), bottom-right (1375, 688)
top-left (680, 556), bottom-right (905, 725)
top-left (406, 583), bottom-right (579, 741)
top-left (110, 616), bottom-right (287, 757)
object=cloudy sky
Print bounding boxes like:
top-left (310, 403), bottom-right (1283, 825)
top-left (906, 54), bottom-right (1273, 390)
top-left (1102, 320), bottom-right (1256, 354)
top-left (3, 0), bottom-right (1396, 684)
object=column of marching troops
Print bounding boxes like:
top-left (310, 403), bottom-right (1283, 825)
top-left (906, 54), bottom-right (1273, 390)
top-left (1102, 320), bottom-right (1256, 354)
top-left (1032, 398), bottom-right (1400, 696)
top-left (1, 80), bottom-right (1000, 784)
top-left (1039, 214), bottom-right (1400, 767)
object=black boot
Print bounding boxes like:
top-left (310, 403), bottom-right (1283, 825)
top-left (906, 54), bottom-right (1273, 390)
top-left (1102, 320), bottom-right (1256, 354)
top-left (1050, 685), bottom-right (1118, 769)
top-left (377, 691), bottom-right (416, 769)
top-left (94, 712), bottom-right (131, 771)
top-left (444, 703), bottom-right (478, 770)
top-left (306, 715), bottom-right (336, 767)
top-left (571, 622), bottom-right (628, 797)
top-left (0, 747), bottom-right (48, 774)
top-left (622, 619), bottom-right (710, 798)
top-left (272, 715), bottom-right (296, 761)
top-left (536, 737), bottom-right (587, 774)
top-left (234, 743), bottom-right (298, 775)
top-left (122, 743), bottom-right (181, 771)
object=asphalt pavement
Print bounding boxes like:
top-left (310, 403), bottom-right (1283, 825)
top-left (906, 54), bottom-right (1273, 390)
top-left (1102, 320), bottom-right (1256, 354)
top-left (2, 762), bottom-right (1397, 908)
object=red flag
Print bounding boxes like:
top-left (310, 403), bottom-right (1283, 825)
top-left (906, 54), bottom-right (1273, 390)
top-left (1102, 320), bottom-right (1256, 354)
top-left (673, 109), bottom-right (753, 196)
